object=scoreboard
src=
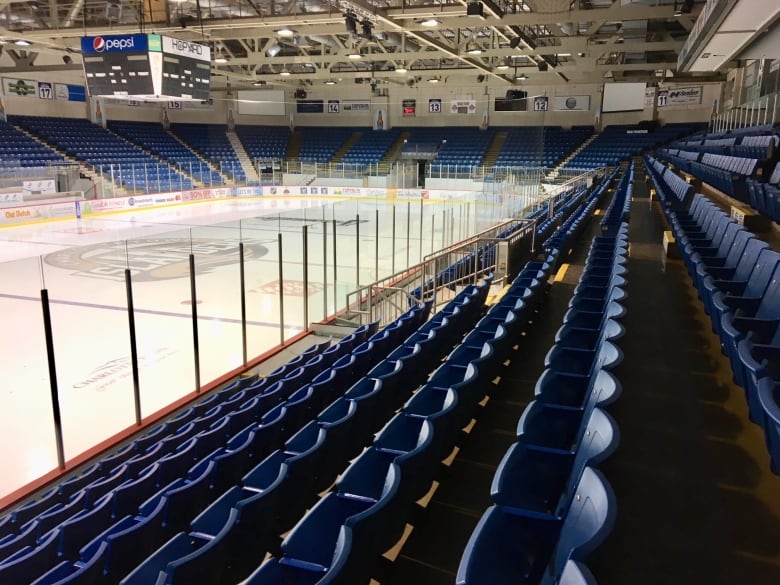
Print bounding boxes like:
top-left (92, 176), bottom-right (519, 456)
top-left (81, 34), bottom-right (154, 97)
top-left (160, 36), bottom-right (210, 100)
top-left (81, 34), bottom-right (210, 100)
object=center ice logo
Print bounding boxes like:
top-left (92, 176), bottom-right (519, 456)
top-left (45, 238), bottom-right (270, 282)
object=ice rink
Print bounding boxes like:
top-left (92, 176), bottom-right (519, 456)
top-left (0, 194), bottom-right (512, 500)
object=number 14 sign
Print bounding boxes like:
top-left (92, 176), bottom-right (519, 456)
top-left (428, 99), bottom-right (442, 113)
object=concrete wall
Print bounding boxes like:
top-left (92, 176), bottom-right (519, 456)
top-left (1, 64), bottom-right (722, 130)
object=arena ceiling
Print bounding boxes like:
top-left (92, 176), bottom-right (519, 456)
top-left (0, 0), bottom-right (721, 89)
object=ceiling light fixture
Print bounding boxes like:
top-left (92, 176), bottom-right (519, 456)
top-left (14, 39), bottom-right (31, 46)
top-left (496, 61), bottom-right (510, 71)
top-left (467, 46), bottom-right (483, 56)
top-left (266, 42), bottom-right (282, 57)
top-left (325, 80), bottom-right (336, 85)
top-left (276, 27), bottom-right (295, 37)
top-left (395, 66), bottom-right (408, 74)
top-left (347, 51), bottom-right (362, 59)
top-left (280, 70), bottom-right (291, 76)
top-left (516, 74), bottom-right (527, 80)
top-left (214, 56), bottom-right (227, 64)
top-left (428, 77), bottom-right (440, 83)
top-left (421, 18), bottom-right (439, 27)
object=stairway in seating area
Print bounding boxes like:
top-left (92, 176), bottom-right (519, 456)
top-left (226, 131), bottom-right (260, 183)
top-left (373, 130), bottom-right (411, 174)
top-left (286, 131), bottom-right (303, 160)
top-left (330, 132), bottom-right (363, 164)
top-left (547, 132), bottom-right (599, 180)
top-left (481, 131), bottom-right (508, 168)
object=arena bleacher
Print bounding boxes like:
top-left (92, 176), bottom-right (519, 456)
top-left (3, 0), bottom-right (780, 581)
top-left (3, 115), bottom-right (780, 583)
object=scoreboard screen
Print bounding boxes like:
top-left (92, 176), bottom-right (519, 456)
top-left (81, 34), bottom-right (210, 101)
top-left (81, 34), bottom-right (153, 97)
top-left (161, 37), bottom-right (211, 101)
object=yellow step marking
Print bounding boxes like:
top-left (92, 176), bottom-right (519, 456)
top-left (554, 263), bottom-right (570, 282)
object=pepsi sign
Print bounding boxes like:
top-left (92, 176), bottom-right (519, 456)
top-left (81, 34), bottom-right (148, 54)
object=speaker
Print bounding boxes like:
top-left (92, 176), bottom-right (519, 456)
top-left (466, 2), bottom-right (485, 17)
top-left (294, 89), bottom-right (307, 99)
top-left (537, 62), bottom-right (548, 72)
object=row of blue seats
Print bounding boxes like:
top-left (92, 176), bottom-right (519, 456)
top-left (657, 149), bottom-right (742, 200)
top-left (600, 163), bottom-right (633, 236)
top-left (645, 155), bottom-right (780, 475)
top-left (0, 318), bottom-right (412, 583)
top-left (667, 143), bottom-right (772, 160)
top-left (245, 251), bottom-right (562, 583)
top-left (542, 168), bottom-right (620, 255)
top-left (107, 122), bottom-right (225, 185)
top-left (699, 123), bottom-right (776, 141)
top-left (746, 177), bottom-right (780, 223)
top-left (535, 186), bottom-right (589, 243)
top-left (115, 281), bottom-right (491, 584)
top-left (457, 217), bottom-right (629, 585)
top-left (0, 335), bottom-right (345, 560)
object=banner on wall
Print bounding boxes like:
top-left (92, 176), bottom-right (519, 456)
top-left (594, 105), bottom-right (602, 132)
top-left (450, 99), bottom-right (477, 114)
top-left (161, 107), bottom-right (170, 129)
top-left (373, 108), bottom-right (386, 130)
top-left (480, 105), bottom-right (489, 130)
top-left (644, 87), bottom-right (656, 107)
top-left (533, 96), bottom-right (549, 112)
top-left (553, 95), bottom-right (590, 111)
top-left (0, 91), bottom-right (6, 122)
top-left (342, 100), bottom-right (370, 112)
top-left (658, 86), bottom-right (703, 106)
top-left (2, 77), bottom-right (38, 98)
top-left (227, 105), bottom-right (236, 130)
top-left (54, 83), bottom-right (87, 102)
top-left (89, 96), bottom-right (106, 128)
top-left (105, 97), bottom-right (213, 109)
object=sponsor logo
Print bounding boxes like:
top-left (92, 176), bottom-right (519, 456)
top-left (668, 88), bottom-right (701, 98)
top-left (7, 79), bottom-right (36, 96)
top-left (73, 347), bottom-right (178, 392)
top-left (45, 237), bottom-right (270, 282)
top-left (93, 36), bottom-right (135, 52)
top-left (170, 39), bottom-right (203, 55)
